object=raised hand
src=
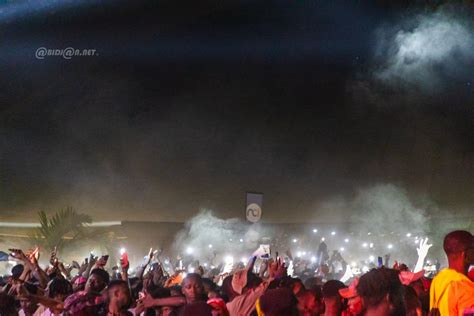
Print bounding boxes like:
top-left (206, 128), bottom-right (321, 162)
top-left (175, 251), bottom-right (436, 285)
top-left (50, 247), bottom-right (59, 267)
top-left (414, 237), bottom-right (432, 272)
top-left (268, 257), bottom-right (287, 279)
top-left (8, 248), bottom-right (27, 261)
top-left (417, 238), bottom-right (432, 259)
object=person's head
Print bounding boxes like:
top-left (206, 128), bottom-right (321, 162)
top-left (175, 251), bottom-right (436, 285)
top-left (357, 268), bottom-right (406, 316)
top-left (0, 292), bottom-right (17, 316)
top-left (258, 287), bottom-right (299, 316)
top-left (181, 273), bottom-right (204, 303)
top-left (48, 278), bottom-right (73, 301)
top-left (443, 230), bottom-right (473, 274)
top-left (303, 277), bottom-right (323, 292)
top-left (288, 278), bottom-right (305, 295)
top-left (297, 289), bottom-right (323, 316)
top-left (403, 285), bottom-right (421, 316)
top-left (19, 284), bottom-right (38, 315)
top-left (73, 276), bottom-right (87, 292)
top-left (107, 280), bottom-right (131, 309)
top-left (86, 268), bottom-right (110, 293)
top-left (201, 278), bottom-right (216, 295)
top-left (322, 280), bottom-right (346, 314)
top-left (148, 287), bottom-right (173, 315)
top-left (11, 264), bottom-right (24, 280)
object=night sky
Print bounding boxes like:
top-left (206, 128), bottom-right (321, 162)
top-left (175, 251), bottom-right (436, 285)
top-left (1, 1), bottom-right (473, 223)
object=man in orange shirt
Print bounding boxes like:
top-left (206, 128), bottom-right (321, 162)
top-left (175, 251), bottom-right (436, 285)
top-left (429, 230), bottom-right (474, 316)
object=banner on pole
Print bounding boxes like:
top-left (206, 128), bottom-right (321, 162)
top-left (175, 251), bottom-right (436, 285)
top-left (246, 192), bottom-right (263, 223)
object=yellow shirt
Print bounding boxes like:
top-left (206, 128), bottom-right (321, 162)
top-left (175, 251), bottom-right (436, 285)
top-left (430, 268), bottom-right (474, 316)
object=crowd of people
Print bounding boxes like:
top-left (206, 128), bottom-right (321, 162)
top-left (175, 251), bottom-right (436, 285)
top-left (0, 229), bottom-right (472, 316)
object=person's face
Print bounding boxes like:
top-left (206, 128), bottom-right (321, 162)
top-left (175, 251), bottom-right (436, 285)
top-left (86, 274), bottom-right (106, 293)
top-left (182, 276), bottom-right (203, 302)
top-left (20, 298), bottom-right (37, 314)
top-left (161, 306), bottom-right (174, 316)
top-left (112, 284), bottom-right (131, 308)
top-left (347, 296), bottom-right (363, 316)
top-left (298, 293), bottom-right (322, 316)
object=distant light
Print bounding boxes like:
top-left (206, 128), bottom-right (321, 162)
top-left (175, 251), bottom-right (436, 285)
top-left (313, 229), bottom-right (318, 233)
top-left (362, 266), bottom-right (369, 273)
top-left (387, 244), bottom-right (393, 249)
top-left (292, 238), bottom-right (298, 243)
top-left (229, 238), bottom-right (233, 242)
top-left (426, 260), bottom-right (431, 264)
top-left (369, 255), bottom-right (375, 262)
top-left (241, 257), bottom-right (248, 264)
top-left (208, 244), bottom-right (213, 249)
top-left (351, 261), bottom-right (357, 267)
top-left (297, 251), bottom-right (302, 257)
top-left (340, 247), bottom-right (345, 252)
top-left (120, 248), bottom-right (126, 255)
top-left (302, 251), bottom-right (307, 256)
top-left (225, 256), bottom-right (234, 264)
top-left (311, 256), bottom-right (317, 263)
top-left (186, 247), bottom-right (193, 255)
top-left (239, 238), bottom-right (244, 243)
top-left (362, 243), bottom-right (368, 248)
top-left (203, 263), bottom-right (208, 267)
top-left (369, 243), bottom-right (374, 248)
top-left (406, 233), bottom-right (412, 237)
top-left (321, 237), bottom-right (326, 242)
top-left (344, 238), bottom-right (349, 243)
top-left (368, 232), bottom-right (372, 235)
top-left (331, 231), bottom-right (336, 236)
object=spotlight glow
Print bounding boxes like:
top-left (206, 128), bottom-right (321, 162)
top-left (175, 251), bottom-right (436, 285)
top-left (313, 228), bottom-right (318, 233)
top-left (225, 256), bottom-right (234, 264)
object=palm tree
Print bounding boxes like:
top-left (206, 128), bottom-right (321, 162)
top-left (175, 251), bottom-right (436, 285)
top-left (30, 207), bottom-right (92, 252)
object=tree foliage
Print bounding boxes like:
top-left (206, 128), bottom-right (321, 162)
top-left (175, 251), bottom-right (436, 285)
top-left (30, 207), bottom-right (92, 252)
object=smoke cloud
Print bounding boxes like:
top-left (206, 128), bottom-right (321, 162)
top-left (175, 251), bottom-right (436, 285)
top-left (352, 6), bottom-right (474, 102)
top-left (172, 210), bottom-right (268, 265)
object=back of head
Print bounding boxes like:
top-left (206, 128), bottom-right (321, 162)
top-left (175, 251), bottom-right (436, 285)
top-left (258, 287), bottom-right (298, 316)
top-left (90, 268), bottom-right (110, 285)
top-left (48, 278), bottom-right (73, 299)
top-left (357, 268), bottom-right (406, 315)
top-left (443, 230), bottom-right (473, 255)
top-left (322, 280), bottom-right (346, 299)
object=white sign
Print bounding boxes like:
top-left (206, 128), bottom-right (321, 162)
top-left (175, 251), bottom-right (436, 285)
top-left (246, 192), bottom-right (263, 223)
top-left (246, 203), bottom-right (262, 223)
